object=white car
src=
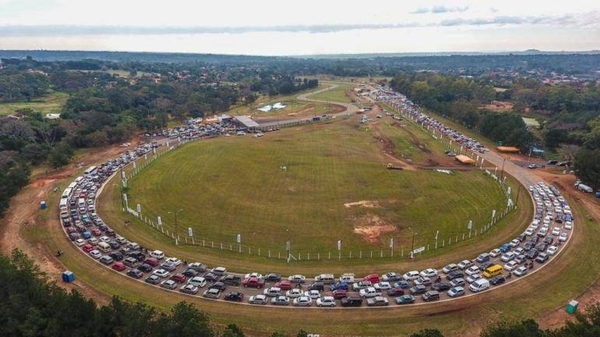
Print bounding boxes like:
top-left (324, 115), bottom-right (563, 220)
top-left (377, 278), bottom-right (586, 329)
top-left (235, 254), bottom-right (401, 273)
top-left (551, 227), bottom-right (561, 236)
top-left (419, 268), bottom-right (438, 278)
top-left (373, 282), bottom-right (392, 291)
top-left (509, 239), bottom-right (520, 247)
top-left (99, 236), bottom-right (111, 243)
top-left (153, 269), bottom-right (170, 278)
top-left (74, 238), bottom-right (86, 246)
top-left (457, 260), bottom-right (473, 270)
top-left (359, 287), bottom-right (381, 298)
top-left (466, 273), bottom-right (482, 284)
top-left (558, 233), bottom-right (568, 242)
top-left (547, 245), bottom-right (559, 255)
top-left (288, 274), bottom-right (306, 283)
top-left (244, 272), bottom-right (263, 280)
top-left (564, 221), bottom-right (572, 230)
top-left (489, 248), bottom-right (501, 257)
top-left (402, 271), bottom-right (420, 281)
top-left (150, 250), bottom-right (165, 259)
top-left (248, 294), bottom-right (268, 305)
top-left (442, 264), bottom-right (459, 274)
top-left (165, 257), bottom-right (182, 266)
top-left (286, 288), bottom-right (304, 298)
top-left (263, 287), bottom-right (282, 297)
top-left (504, 261), bottom-right (518, 272)
top-left (306, 290), bottom-right (321, 299)
top-left (316, 296), bottom-right (336, 307)
top-left (188, 276), bottom-right (207, 288)
top-left (514, 266), bottom-right (528, 277)
top-left (89, 249), bottom-right (102, 259)
top-left (464, 266), bottom-right (480, 276)
top-left (88, 238), bottom-right (99, 246)
top-left (500, 252), bottom-right (516, 262)
top-left (293, 296), bottom-right (312, 307)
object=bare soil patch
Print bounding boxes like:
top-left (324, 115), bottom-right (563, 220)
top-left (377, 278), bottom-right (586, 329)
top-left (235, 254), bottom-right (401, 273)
top-left (481, 100), bottom-right (514, 112)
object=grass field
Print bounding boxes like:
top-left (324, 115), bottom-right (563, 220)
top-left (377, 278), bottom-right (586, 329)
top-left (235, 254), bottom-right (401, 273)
top-left (306, 82), bottom-right (355, 103)
top-left (35, 80), bottom-right (600, 336)
top-left (0, 91), bottom-right (69, 115)
top-left (99, 113), bottom-right (507, 266)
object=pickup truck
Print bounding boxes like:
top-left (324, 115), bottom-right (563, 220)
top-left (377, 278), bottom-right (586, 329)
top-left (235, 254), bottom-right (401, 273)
top-left (222, 274), bottom-right (242, 286)
top-left (242, 277), bottom-right (265, 289)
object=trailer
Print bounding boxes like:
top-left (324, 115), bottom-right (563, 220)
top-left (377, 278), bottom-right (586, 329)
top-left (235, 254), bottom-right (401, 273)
top-left (575, 182), bottom-right (593, 193)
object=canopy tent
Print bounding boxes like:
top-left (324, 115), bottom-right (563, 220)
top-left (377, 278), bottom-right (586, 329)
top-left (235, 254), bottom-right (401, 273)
top-left (455, 155), bottom-right (476, 164)
top-left (497, 146), bottom-right (520, 153)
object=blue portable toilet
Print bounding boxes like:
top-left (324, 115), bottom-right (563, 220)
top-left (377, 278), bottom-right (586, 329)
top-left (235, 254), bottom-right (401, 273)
top-left (40, 201), bottom-right (47, 210)
top-left (62, 271), bottom-right (75, 283)
top-left (596, 191), bottom-right (600, 199)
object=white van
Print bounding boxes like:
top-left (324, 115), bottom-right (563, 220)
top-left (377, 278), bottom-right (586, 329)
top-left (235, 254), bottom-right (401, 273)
top-left (469, 279), bottom-right (490, 293)
top-left (97, 242), bottom-right (111, 253)
top-left (314, 274), bottom-right (335, 284)
top-left (339, 273), bottom-right (356, 284)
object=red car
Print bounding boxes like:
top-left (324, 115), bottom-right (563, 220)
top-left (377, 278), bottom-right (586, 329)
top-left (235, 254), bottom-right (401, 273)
top-left (363, 274), bottom-right (380, 284)
top-left (242, 277), bottom-right (266, 289)
top-left (82, 243), bottom-right (94, 253)
top-left (170, 273), bottom-right (187, 283)
top-left (143, 257), bottom-right (160, 267)
top-left (112, 262), bottom-right (126, 271)
top-left (328, 289), bottom-right (348, 299)
top-left (91, 228), bottom-right (102, 237)
top-left (274, 280), bottom-right (293, 290)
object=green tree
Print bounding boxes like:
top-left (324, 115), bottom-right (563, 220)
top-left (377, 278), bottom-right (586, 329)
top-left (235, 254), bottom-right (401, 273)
top-left (49, 142), bottom-right (74, 169)
top-left (574, 148), bottom-right (600, 190)
top-left (409, 328), bottom-right (444, 337)
top-left (222, 323), bottom-right (245, 337)
top-left (481, 319), bottom-right (546, 337)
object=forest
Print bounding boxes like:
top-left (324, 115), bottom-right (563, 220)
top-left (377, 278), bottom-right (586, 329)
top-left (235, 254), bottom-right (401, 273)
top-left (3, 249), bottom-right (600, 337)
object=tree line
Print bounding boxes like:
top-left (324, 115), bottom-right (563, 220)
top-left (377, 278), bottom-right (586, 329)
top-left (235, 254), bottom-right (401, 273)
top-left (3, 248), bottom-right (600, 337)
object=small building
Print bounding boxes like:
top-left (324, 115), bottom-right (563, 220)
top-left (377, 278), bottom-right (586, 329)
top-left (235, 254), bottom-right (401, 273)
top-left (497, 146), bottom-right (520, 153)
top-left (232, 116), bottom-right (260, 132)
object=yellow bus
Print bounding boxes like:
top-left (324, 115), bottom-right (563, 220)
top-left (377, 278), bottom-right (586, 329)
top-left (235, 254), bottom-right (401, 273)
top-left (482, 264), bottom-right (504, 278)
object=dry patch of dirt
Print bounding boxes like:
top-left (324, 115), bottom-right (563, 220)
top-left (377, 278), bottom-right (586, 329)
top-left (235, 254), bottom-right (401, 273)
top-left (351, 213), bottom-right (397, 244)
top-left (481, 101), bottom-right (514, 112)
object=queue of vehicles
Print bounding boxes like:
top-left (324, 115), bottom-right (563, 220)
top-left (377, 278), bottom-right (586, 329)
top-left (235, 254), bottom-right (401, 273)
top-left (58, 117), bottom-right (573, 308)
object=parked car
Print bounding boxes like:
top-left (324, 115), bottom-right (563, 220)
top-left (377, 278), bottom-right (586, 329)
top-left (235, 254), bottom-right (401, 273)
top-left (170, 273), bottom-right (187, 283)
top-left (447, 286), bottom-right (465, 298)
top-left (359, 287), bottom-right (381, 298)
top-left (263, 287), bottom-right (282, 297)
top-left (145, 274), bottom-right (161, 285)
top-left (366, 296), bottom-right (389, 306)
top-left (387, 287), bottom-right (405, 296)
top-left (449, 278), bottom-right (466, 287)
top-left (203, 288), bottom-right (221, 299)
top-left (248, 294), bottom-right (268, 305)
top-left (286, 288), bottom-right (304, 298)
top-left (224, 292), bottom-right (244, 302)
top-left (160, 280), bottom-right (178, 290)
top-left (442, 264), bottom-right (459, 274)
top-left (559, 233), bottom-right (568, 242)
top-left (402, 270), bottom-right (420, 281)
top-left (535, 252), bottom-right (549, 263)
top-left (464, 266), bottom-right (480, 276)
top-left (180, 284), bottom-right (199, 295)
top-left (242, 276), bottom-right (266, 289)
top-left (422, 290), bottom-right (440, 302)
top-left (264, 273), bottom-right (281, 282)
top-left (381, 272), bottom-right (402, 282)
top-left (208, 281), bottom-right (226, 291)
top-left (394, 294), bottom-right (416, 305)
top-left (504, 261), bottom-right (518, 272)
top-left (457, 259), bottom-right (473, 270)
top-left (287, 274), bottom-right (306, 284)
top-left (127, 269), bottom-right (144, 279)
top-left (271, 295), bottom-right (290, 306)
top-left (316, 296), bottom-right (336, 307)
top-left (409, 284), bottom-right (427, 295)
top-left (446, 270), bottom-right (464, 280)
top-left (432, 282), bottom-right (451, 291)
top-left (293, 296), bottom-right (313, 307)
top-left (547, 245), bottom-right (558, 255)
top-left (340, 295), bottom-right (363, 307)
top-left (274, 280), bottom-right (293, 290)
top-left (514, 266), bottom-right (528, 277)
top-left (420, 268), bottom-right (438, 278)
top-left (489, 275), bottom-right (506, 286)
top-left (112, 262), bottom-right (126, 271)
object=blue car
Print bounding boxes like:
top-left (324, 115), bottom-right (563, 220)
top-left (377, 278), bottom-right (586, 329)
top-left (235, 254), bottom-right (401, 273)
top-left (329, 282), bottom-right (349, 291)
top-left (393, 280), bottom-right (411, 289)
top-left (500, 244), bottom-right (511, 253)
top-left (82, 231), bottom-right (92, 239)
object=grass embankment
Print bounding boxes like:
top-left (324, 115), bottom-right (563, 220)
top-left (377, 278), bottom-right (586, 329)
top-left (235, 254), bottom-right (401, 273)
top-left (307, 82), bottom-right (356, 103)
top-left (0, 91), bottom-right (69, 115)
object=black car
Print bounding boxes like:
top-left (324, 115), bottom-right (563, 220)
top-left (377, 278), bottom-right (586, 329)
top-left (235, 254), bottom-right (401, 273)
top-left (432, 282), bottom-right (451, 291)
top-left (489, 275), bottom-right (505, 285)
top-left (264, 273), bottom-right (281, 282)
top-left (307, 282), bottom-right (324, 291)
top-left (182, 268), bottom-right (199, 278)
top-left (128, 251), bottom-right (146, 261)
top-left (340, 296), bottom-right (363, 307)
top-left (127, 269), bottom-right (143, 279)
top-left (203, 272), bottom-right (219, 282)
top-left (108, 241), bottom-right (121, 250)
top-left (409, 284), bottom-right (427, 295)
top-left (478, 262), bottom-right (494, 272)
top-left (208, 281), bottom-right (227, 291)
top-left (108, 251), bottom-right (124, 261)
top-left (543, 237), bottom-right (554, 245)
top-left (137, 263), bottom-right (153, 273)
top-left (223, 292), bottom-right (244, 302)
top-left (222, 274), bottom-right (242, 286)
top-left (105, 229), bottom-right (116, 237)
top-left (446, 270), bottom-right (464, 280)
top-left (526, 248), bottom-right (539, 260)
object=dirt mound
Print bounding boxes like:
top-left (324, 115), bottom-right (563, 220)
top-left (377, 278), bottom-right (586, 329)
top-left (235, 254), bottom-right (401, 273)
top-left (352, 214), bottom-right (397, 244)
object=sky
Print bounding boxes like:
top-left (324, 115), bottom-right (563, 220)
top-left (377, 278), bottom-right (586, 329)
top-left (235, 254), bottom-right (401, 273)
top-left (1, 0), bottom-right (599, 56)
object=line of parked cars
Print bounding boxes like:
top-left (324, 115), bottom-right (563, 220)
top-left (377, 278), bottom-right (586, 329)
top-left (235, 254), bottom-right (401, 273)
top-left (59, 112), bottom-right (571, 308)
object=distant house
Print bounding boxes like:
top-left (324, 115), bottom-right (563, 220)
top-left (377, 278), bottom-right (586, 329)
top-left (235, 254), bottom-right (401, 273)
top-left (45, 114), bottom-right (61, 120)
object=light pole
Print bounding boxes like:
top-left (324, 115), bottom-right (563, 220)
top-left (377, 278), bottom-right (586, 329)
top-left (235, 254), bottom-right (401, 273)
top-left (169, 208), bottom-right (183, 245)
top-left (500, 158), bottom-right (506, 180)
top-left (408, 227), bottom-right (416, 259)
